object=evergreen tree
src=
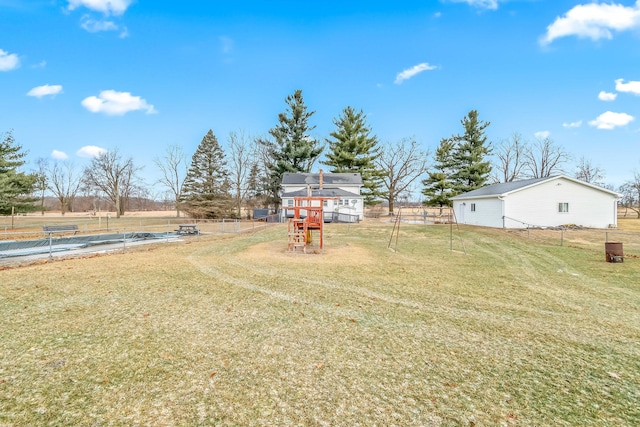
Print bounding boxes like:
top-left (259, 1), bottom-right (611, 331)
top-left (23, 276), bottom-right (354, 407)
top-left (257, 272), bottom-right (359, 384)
top-left (180, 130), bottom-right (234, 219)
top-left (0, 130), bottom-right (37, 215)
top-left (422, 138), bottom-right (457, 210)
top-left (246, 162), bottom-right (262, 199)
top-left (323, 106), bottom-right (385, 205)
top-left (450, 110), bottom-right (492, 194)
top-left (259, 89), bottom-right (323, 206)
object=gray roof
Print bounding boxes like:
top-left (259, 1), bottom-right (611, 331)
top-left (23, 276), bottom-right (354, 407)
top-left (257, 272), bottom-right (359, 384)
top-left (282, 172), bottom-right (363, 186)
top-left (281, 188), bottom-right (361, 198)
top-left (451, 175), bottom-right (619, 200)
top-left (452, 176), bottom-right (553, 199)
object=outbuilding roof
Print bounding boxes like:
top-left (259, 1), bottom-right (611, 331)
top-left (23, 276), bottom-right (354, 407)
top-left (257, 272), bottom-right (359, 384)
top-left (282, 172), bottom-right (363, 186)
top-left (451, 175), bottom-right (620, 200)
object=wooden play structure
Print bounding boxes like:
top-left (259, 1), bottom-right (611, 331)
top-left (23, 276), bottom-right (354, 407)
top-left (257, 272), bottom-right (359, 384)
top-left (287, 196), bottom-right (335, 253)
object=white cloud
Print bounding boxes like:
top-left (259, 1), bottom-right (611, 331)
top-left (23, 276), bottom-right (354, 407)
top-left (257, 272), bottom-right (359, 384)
top-left (81, 16), bottom-right (119, 32)
top-left (67, 0), bottom-right (132, 16)
top-left (51, 150), bottom-right (69, 160)
top-left (81, 90), bottom-right (157, 115)
top-left (534, 131), bottom-right (550, 139)
top-left (615, 78), bottom-right (640, 95)
top-left (588, 111), bottom-right (635, 129)
top-left (598, 91), bottom-right (617, 101)
top-left (540, 1), bottom-right (640, 45)
top-left (394, 63), bottom-right (438, 84)
top-left (27, 84), bottom-right (63, 98)
top-left (77, 145), bottom-right (107, 158)
top-left (0, 48), bottom-right (20, 71)
top-left (562, 120), bottom-right (583, 128)
top-left (448, 0), bottom-right (499, 10)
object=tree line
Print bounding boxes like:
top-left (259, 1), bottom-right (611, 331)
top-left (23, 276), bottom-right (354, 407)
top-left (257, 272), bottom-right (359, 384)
top-left (2, 89), bottom-right (640, 218)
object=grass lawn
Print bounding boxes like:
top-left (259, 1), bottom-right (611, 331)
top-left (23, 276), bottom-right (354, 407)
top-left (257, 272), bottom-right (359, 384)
top-left (1, 222), bottom-right (639, 426)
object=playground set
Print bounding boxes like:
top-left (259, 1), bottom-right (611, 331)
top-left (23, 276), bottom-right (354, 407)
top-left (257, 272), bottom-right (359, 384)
top-left (286, 196), bottom-right (337, 253)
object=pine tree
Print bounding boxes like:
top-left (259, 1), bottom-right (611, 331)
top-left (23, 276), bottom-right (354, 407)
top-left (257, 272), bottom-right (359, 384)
top-left (259, 90), bottom-right (323, 206)
top-left (450, 110), bottom-right (492, 194)
top-left (0, 130), bottom-right (37, 215)
top-left (323, 106), bottom-right (385, 205)
top-left (422, 138), bottom-right (457, 210)
top-left (180, 130), bottom-right (234, 219)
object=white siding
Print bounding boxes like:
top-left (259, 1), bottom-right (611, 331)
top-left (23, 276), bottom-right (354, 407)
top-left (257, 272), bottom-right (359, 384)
top-left (453, 177), bottom-right (618, 229)
top-left (454, 198), bottom-right (503, 228)
top-left (504, 178), bottom-right (617, 228)
top-left (280, 196), bottom-right (364, 221)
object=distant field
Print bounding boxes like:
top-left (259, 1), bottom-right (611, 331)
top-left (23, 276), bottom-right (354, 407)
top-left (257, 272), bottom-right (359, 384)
top-left (1, 220), bottom-right (639, 425)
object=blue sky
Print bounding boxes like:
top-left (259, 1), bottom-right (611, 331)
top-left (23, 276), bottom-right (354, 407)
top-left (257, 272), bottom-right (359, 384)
top-left (1, 0), bottom-right (640, 191)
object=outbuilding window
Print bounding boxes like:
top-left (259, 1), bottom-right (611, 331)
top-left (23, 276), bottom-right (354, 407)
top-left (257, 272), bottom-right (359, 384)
top-left (558, 202), bottom-right (569, 213)
top-left (470, 203), bottom-right (476, 212)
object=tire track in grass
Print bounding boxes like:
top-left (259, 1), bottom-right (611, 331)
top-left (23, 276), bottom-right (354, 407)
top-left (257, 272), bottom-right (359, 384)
top-left (183, 235), bottom-right (487, 349)
top-left (186, 237), bottom-right (539, 336)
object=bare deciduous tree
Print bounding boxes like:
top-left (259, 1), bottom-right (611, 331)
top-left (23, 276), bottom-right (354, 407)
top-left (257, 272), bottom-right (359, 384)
top-left (523, 137), bottom-right (570, 178)
top-left (82, 149), bottom-right (142, 218)
top-left (492, 132), bottom-right (527, 183)
top-left (47, 161), bottom-right (82, 215)
top-left (575, 156), bottom-right (605, 186)
top-left (227, 130), bottom-right (257, 218)
top-left (34, 157), bottom-right (49, 215)
top-left (375, 138), bottom-right (429, 215)
top-left (154, 145), bottom-right (187, 217)
top-left (619, 172), bottom-right (640, 218)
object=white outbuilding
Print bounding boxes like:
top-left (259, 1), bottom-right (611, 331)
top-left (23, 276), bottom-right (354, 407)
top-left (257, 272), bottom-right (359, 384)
top-left (451, 175), bottom-right (620, 229)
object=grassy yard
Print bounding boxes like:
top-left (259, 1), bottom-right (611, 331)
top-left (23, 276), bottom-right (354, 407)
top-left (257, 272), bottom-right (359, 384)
top-left (1, 222), bottom-right (639, 426)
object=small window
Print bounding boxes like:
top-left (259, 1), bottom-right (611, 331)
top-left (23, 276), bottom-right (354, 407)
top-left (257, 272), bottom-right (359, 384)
top-left (287, 199), bottom-right (293, 207)
top-left (323, 200), bottom-right (328, 207)
top-left (558, 202), bottom-right (569, 213)
top-left (470, 203), bottom-right (476, 212)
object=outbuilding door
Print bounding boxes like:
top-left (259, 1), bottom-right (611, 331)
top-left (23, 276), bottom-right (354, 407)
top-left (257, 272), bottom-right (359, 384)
top-left (457, 202), bottom-right (465, 224)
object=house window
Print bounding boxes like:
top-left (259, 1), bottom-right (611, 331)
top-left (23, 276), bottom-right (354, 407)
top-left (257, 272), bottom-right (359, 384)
top-left (287, 199), bottom-right (293, 207)
top-left (323, 200), bottom-right (328, 207)
top-left (470, 203), bottom-right (476, 212)
top-left (558, 202), bottom-right (569, 213)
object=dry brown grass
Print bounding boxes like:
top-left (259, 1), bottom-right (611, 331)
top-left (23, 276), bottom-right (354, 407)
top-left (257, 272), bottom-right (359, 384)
top-left (618, 217), bottom-right (640, 232)
top-left (1, 222), bottom-right (639, 426)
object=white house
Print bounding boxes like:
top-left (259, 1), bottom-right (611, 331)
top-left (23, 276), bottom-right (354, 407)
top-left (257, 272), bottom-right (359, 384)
top-left (280, 171), bottom-right (364, 221)
top-left (451, 175), bottom-right (620, 229)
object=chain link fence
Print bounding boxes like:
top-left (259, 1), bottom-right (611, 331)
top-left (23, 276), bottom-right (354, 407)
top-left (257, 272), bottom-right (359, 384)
top-left (503, 227), bottom-right (640, 259)
top-left (0, 216), bottom-right (274, 265)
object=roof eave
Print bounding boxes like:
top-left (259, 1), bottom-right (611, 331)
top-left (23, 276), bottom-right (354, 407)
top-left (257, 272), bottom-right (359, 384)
top-left (451, 194), bottom-right (505, 200)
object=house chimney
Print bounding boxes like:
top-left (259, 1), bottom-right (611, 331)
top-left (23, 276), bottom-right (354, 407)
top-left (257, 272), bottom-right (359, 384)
top-left (319, 169), bottom-right (324, 190)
